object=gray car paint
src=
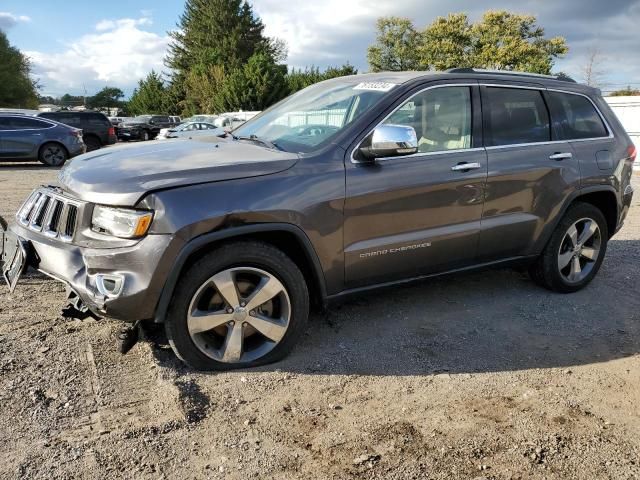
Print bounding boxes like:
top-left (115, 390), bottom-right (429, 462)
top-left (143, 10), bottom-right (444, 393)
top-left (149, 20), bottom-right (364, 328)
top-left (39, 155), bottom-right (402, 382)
top-left (8, 71), bottom-right (635, 323)
top-left (0, 115), bottom-right (86, 162)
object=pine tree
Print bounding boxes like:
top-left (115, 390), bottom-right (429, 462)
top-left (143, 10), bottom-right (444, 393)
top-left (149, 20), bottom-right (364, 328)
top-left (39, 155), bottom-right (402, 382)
top-left (128, 71), bottom-right (168, 115)
top-left (166, 0), bottom-right (280, 77)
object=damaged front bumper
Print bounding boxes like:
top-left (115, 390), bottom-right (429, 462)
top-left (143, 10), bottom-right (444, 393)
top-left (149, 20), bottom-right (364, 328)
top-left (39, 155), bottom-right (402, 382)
top-left (3, 220), bottom-right (176, 322)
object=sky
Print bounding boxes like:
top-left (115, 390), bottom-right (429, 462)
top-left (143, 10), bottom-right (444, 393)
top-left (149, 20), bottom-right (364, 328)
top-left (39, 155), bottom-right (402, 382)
top-left (1, 0), bottom-right (639, 98)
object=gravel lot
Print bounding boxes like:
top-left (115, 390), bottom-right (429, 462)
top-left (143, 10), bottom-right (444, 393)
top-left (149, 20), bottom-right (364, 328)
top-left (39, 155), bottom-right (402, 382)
top-left (1, 160), bottom-right (639, 479)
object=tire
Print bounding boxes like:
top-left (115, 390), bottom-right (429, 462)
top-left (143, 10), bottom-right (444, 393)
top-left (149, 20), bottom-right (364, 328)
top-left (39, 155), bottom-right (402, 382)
top-left (165, 241), bottom-right (309, 370)
top-left (84, 135), bottom-right (101, 152)
top-left (529, 202), bottom-right (608, 293)
top-left (140, 130), bottom-right (150, 141)
top-left (38, 142), bottom-right (68, 167)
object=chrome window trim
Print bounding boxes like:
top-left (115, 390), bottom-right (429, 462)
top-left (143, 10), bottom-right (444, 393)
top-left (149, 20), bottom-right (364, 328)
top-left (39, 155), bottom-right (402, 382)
top-left (350, 82), bottom-right (614, 164)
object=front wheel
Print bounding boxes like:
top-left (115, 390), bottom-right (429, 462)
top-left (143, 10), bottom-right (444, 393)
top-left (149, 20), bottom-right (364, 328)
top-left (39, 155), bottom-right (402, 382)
top-left (140, 130), bottom-right (149, 141)
top-left (165, 241), bottom-right (309, 370)
top-left (529, 202), bottom-right (608, 293)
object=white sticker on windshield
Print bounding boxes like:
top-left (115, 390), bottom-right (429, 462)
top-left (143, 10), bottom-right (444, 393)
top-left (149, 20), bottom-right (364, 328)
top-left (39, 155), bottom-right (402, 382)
top-left (353, 82), bottom-right (397, 92)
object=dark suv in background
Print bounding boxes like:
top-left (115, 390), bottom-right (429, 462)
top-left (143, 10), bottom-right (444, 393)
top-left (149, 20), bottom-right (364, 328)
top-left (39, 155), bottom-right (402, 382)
top-left (2, 69), bottom-right (635, 371)
top-left (0, 114), bottom-right (86, 166)
top-left (117, 115), bottom-right (176, 141)
top-left (37, 111), bottom-right (116, 151)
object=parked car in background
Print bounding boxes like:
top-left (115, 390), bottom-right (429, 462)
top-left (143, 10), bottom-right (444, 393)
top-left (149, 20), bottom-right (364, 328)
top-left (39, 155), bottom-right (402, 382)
top-left (221, 111), bottom-right (261, 129)
top-left (108, 116), bottom-right (133, 126)
top-left (117, 115), bottom-right (175, 141)
top-left (0, 114), bottom-right (85, 166)
top-left (169, 116), bottom-right (182, 125)
top-left (156, 121), bottom-right (225, 140)
top-left (37, 111), bottom-right (116, 152)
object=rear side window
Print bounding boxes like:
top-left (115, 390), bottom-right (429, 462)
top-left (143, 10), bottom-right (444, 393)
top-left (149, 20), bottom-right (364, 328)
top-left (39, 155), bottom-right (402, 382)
top-left (41, 113), bottom-right (81, 127)
top-left (5, 117), bottom-right (52, 129)
top-left (546, 91), bottom-right (609, 140)
top-left (87, 113), bottom-right (110, 127)
top-left (485, 87), bottom-right (550, 146)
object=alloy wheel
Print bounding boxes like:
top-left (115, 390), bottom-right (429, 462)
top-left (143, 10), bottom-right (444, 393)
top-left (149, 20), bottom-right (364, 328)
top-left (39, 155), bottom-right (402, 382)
top-left (42, 145), bottom-right (65, 165)
top-left (557, 217), bottom-right (601, 283)
top-left (187, 267), bottom-right (291, 363)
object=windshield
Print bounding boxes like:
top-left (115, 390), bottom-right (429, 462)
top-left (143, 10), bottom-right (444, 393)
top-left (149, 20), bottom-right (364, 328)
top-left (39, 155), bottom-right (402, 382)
top-left (232, 79), bottom-right (394, 153)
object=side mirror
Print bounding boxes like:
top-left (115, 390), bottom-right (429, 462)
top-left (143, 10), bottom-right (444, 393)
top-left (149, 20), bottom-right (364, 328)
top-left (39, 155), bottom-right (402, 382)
top-left (360, 124), bottom-right (418, 160)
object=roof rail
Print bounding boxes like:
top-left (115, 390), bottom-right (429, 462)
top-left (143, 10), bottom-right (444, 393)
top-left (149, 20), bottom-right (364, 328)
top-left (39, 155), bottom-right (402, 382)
top-left (445, 68), bottom-right (576, 83)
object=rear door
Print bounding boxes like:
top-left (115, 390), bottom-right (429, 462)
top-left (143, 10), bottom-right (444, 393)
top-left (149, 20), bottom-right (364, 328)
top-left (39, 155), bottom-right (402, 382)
top-left (545, 90), bottom-right (615, 181)
top-left (344, 83), bottom-right (488, 287)
top-left (478, 85), bottom-right (580, 260)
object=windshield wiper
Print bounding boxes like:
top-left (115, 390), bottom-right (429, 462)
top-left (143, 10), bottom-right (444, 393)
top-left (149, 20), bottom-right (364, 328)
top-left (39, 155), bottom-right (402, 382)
top-left (234, 134), bottom-right (281, 151)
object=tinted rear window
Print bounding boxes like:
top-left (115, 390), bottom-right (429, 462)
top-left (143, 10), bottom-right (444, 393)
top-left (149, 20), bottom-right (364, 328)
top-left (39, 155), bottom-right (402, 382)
top-left (547, 91), bottom-right (608, 140)
top-left (40, 113), bottom-right (81, 127)
top-left (485, 87), bottom-right (551, 146)
top-left (40, 112), bottom-right (110, 128)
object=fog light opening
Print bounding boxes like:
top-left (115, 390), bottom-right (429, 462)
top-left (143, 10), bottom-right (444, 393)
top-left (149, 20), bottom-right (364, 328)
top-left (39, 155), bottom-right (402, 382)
top-left (96, 274), bottom-right (124, 298)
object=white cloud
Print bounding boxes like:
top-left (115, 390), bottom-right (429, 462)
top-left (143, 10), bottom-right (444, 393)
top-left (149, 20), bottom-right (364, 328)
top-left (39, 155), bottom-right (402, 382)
top-left (253, 0), bottom-right (640, 86)
top-left (0, 12), bottom-right (31, 31)
top-left (26, 15), bottom-right (169, 97)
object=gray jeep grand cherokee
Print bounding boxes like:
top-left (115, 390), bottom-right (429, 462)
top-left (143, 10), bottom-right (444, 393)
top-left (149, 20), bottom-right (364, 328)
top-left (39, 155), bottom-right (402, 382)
top-left (1, 69), bottom-right (635, 370)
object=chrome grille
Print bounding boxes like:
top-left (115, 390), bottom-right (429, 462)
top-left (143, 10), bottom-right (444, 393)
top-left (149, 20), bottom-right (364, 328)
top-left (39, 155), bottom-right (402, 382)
top-left (17, 188), bottom-right (81, 241)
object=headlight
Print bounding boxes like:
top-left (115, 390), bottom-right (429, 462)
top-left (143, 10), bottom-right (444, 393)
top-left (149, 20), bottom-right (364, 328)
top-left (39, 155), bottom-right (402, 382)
top-left (91, 206), bottom-right (153, 238)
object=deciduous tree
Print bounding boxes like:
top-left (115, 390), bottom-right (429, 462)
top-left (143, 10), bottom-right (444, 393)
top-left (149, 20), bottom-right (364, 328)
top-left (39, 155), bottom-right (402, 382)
top-left (367, 17), bottom-right (421, 72)
top-left (0, 31), bottom-right (38, 108)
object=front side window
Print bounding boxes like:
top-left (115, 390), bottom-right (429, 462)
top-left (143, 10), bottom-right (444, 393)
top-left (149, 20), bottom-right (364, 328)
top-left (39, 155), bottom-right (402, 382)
top-left (383, 86), bottom-right (472, 153)
top-left (233, 79), bottom-right (392, 153)
top-left (547, 91), bottom-right (608, 140)
top-left (485, 87), bottom-right (550, 146)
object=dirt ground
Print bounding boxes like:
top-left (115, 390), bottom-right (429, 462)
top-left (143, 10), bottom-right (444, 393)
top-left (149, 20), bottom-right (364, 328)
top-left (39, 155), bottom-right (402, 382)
top-left (1, 161), bottom-right (639, 480)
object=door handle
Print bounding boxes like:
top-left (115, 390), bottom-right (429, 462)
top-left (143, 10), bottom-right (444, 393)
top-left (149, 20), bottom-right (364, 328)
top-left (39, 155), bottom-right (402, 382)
top-left (451, 162), bottom-right (482, 171)
top-left (549, 152), bottom-right (572, 161)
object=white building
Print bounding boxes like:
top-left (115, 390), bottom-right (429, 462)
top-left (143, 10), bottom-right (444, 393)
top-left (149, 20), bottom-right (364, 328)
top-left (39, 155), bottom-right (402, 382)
top-left (605, 96), bottom-right (640, 170)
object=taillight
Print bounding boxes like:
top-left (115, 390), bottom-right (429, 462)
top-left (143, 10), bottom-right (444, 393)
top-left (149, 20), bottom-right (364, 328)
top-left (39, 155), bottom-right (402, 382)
top-left (108, 126), bottom-right (115, 136)
top-left (69, 129), bottom-right (82, 138)
top-left (628, 145), bottom-right (637, 163)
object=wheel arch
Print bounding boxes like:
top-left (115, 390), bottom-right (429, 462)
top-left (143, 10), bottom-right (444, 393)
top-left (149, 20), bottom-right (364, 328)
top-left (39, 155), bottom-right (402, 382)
top-left (573, 189), bottom-right (618, 239)
top-left (83, 133), bottom-right (102, 146)
top-left (153, 223), bottom-right (327, 323)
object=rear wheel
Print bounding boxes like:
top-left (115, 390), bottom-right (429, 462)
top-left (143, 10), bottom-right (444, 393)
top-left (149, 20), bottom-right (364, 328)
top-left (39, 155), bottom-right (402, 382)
top-left (529, 202), bottom-right (608, 293)
top-left (165, 241), bottom-right (309, 370)
top-left (84, 135), bottom-right (101, 152)
top-left (140, 130), bottom-right (150, 141)
top-left (38, 142), bottom-right (68, 167)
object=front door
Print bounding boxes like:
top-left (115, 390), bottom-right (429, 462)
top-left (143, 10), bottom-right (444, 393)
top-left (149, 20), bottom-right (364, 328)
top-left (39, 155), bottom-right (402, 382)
top-left (344, 84), bottom-right (487, 288)
top-left (0, 117), bottom-right (47, 158)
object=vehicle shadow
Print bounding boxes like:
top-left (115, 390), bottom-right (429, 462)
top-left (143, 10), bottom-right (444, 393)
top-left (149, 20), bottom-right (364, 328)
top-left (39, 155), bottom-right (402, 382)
top-left (150, 238), bottom-right (640, 376)
top-left (0, 161), bottom-right (61, 171)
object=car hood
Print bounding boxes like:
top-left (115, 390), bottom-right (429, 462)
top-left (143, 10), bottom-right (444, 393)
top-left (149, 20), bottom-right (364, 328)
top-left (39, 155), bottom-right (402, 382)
top-left (58, 138), bottom-right (298, 206)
